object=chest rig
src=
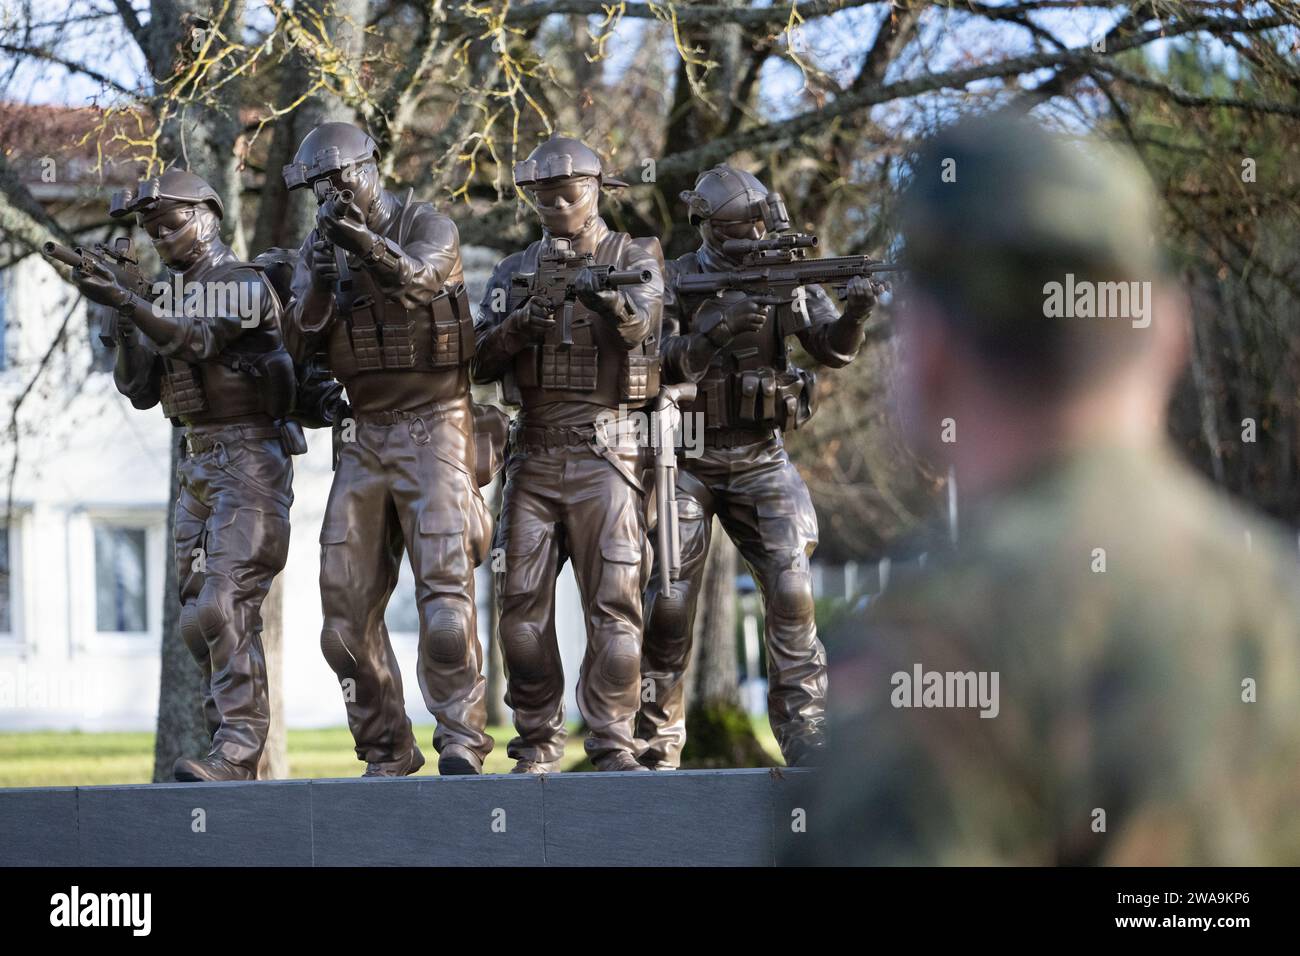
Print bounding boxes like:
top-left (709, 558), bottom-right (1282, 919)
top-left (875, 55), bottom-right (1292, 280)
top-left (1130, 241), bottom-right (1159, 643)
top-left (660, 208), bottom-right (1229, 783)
top-left (500, 232), bottom-right (660, 409)
top-left (679, 275), bottom-right (816, 432)
top-left (326, 192), bottom-right (474, 382)
top-left (158, 263), bottom-right (298, 426)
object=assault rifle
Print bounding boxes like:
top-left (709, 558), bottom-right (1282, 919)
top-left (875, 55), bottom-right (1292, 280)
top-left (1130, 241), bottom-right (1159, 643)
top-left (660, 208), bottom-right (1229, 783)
top-left (316, 186), bottom-right (357, 302)
top-left (675, 233), bottom-right (903, 336)
top-left (510, 237), bottom-right (651, 346)
top-left (42, 237), bottom-right (151, 346)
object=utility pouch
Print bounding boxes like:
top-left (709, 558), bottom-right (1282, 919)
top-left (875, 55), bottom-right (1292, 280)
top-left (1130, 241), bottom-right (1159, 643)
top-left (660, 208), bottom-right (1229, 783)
top-left (278, 420), bottom-right (309, 456)
top-left (379, 311), bottom-right (416, 369)
top-left (160, 362), bottom-right (209, 418)
top-left (619, 353), bottom-right (660, 405)
top-left (348, 295), bottom-right (384, 372)
top-left (540, 344), bottom-right (598, 391)
top-left (737, 370), bottom-right (761, 424)
top-left (431, 283), bottom-right (474, 368)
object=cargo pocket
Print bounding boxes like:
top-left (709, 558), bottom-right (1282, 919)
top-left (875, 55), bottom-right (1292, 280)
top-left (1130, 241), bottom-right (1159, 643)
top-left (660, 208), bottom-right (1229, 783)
top-left (417, 507), bottom-right (470, 593)
top-left (755, 497), bottom-right (801, 552)
top-left (319, 515), bottom-right (350, 546)
top-left (675, 497), bottom-right (709, 568)
top-left (502, 525), bottom-right (548, 597)
top-left (598, 538), bottom-right (644, 609)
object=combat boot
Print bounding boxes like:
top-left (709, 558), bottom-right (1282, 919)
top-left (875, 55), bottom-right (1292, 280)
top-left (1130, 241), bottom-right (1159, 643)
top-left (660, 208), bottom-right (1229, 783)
top-left (437, 744), bottom-right (483, 776)
top-left (363, 747), bottom-right (426, 778)
top-left (510, 758), bottom-right (559, 774)
top-left (593, 750), bottom-right (652, 772)
top-left (173, 753), bottom-right (256, 783)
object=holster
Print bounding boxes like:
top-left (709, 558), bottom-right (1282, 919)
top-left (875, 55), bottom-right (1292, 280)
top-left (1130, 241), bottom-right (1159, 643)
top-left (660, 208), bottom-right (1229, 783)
top-left (472, 402), bottom-right (511, 488)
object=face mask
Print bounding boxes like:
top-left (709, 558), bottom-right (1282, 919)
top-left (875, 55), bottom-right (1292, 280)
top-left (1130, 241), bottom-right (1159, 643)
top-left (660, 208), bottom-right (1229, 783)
top-left (531, 179), bottom-right (599, 236)
top-left (149, 208), bottom-right (217, 271)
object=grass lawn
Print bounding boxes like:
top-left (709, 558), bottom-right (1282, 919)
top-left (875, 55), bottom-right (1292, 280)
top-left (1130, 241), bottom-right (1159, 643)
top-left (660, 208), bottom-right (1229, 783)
top-left (0, 719), bottom-right (783, 787)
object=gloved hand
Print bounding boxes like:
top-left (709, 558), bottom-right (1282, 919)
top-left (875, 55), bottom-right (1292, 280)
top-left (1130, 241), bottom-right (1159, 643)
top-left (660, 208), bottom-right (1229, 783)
top-left (844, 275), bottom-right (885, 320)
top-left (310, 239), bottom-right (340, 291)
top-left (721, 296), bottom-right (771, 335)
top-left (573, 267), bottom-right (623, 319)
top-left (75, 265), bottom-right (130, 310)
top-left (318, 194), bottom-right (373, 255)
top-left (506, 297), bottom-right (556, 340)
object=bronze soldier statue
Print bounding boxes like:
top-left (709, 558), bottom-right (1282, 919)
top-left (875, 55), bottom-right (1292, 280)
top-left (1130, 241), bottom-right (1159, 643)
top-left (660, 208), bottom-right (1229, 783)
top-left (473, 136), bottom-right (665, 773)
top-left (284, 122), bottom-right (494, 776)
top-left (636, 166), bottom-right (882, 769)
top-left (56, 169), bottom-right (301, 782)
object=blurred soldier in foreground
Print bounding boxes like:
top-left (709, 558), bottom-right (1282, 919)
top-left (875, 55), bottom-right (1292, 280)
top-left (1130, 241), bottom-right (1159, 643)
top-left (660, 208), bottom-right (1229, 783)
top-left (285, 122), bottom-right (494, 777)
top-left (786, 114), bottom-right (1300, 865)
top-left (473, 136), bottom-right (664, 773)
top-left (636, 166), bottom-right (883, 769)
top-left (57, 169), bottom-right (300, 782)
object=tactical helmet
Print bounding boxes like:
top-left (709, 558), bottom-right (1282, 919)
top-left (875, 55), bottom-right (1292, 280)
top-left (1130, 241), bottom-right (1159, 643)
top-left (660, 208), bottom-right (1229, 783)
top-left (283, 122), bottom-right (380, 190)
top-left (110, 168), bottom-right (224, 221)
top-left (680, 165), bottom-right (788, 229)
top-left (513, 136), bottom-right (628, 189)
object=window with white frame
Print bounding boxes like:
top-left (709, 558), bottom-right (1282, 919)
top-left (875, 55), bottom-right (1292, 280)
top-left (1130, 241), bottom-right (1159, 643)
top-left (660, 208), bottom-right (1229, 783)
top-left (92, 522), bottom-right (149, 634)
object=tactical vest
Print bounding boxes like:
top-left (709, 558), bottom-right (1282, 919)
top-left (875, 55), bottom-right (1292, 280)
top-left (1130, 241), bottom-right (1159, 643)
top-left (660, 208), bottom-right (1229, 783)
top-left (325, 193), bottom-right (474, 384)
top-left (501, 232), bottom-right (660, 409)
top-left (158, 263), bottom-right (296, 424)
top-left (678, 279), bottom-right (816, 432)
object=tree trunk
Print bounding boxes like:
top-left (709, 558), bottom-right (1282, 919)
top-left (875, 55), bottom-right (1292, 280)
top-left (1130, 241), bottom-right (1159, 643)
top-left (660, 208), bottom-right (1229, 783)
top-left (149, 0), bottom-right (264, 777)
top-left (681, 522), bottom-right (774, 767)
top-left (255, 576), bottom-right (288, 779)
top-left (251, 0), bottom-right (366, 253)
top-left (150, 434), bottom-right (209, 781)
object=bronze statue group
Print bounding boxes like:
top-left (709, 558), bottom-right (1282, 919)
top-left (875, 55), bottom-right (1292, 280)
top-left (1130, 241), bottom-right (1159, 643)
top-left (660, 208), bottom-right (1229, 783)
top-left (56, 122), bottom-right (884, 782)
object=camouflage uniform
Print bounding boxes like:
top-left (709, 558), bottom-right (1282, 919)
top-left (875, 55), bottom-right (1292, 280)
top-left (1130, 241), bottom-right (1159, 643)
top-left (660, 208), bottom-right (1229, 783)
top-left (786, 446), bottom-right (1300, 865)
top-left (783, 114), bottom-right (1300, 865)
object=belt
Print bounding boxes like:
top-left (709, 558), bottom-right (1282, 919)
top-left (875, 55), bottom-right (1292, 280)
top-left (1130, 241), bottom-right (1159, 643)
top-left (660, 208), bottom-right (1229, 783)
top-left (704, 426), bottom-right (776, 449)
top-left (517, 424), bottom-right (599, 449)
top-left (355, 395), bottom-right (467, 425)
top-left (185, 424), bottom-right (280, 455)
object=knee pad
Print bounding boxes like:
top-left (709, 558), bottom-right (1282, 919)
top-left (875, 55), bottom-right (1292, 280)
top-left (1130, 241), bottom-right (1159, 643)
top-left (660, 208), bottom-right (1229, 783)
top-left (770, 569), bottom-right (814, 623)
top-left (423, 599), bottom-right (469, 665)
top-left (195, 584), bottom-right (230, 640)
top-left (501, 623), bottom-right (545, 679)
top-left (320, 628), bottom-right (358, 678)
top-left (178, 603), bottom-right (206, 662)
top-left (598, 633), bottom-right (641, 685)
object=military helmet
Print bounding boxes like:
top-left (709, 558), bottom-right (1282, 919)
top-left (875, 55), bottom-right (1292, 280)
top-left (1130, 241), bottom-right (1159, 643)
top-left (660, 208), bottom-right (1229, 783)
top-left (681, 165), bottom-right (784, 226)
top-left (110, 168), bottom-right (224, 221)
top-left (513, 136), bottom-right (628, 189)
top-left (283, 122), bottom-right (380, 190)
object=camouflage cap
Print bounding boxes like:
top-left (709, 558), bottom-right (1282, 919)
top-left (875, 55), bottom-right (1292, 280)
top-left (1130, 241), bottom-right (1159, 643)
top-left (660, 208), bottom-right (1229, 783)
top-left (900, 112), bottom-right (1165, 344)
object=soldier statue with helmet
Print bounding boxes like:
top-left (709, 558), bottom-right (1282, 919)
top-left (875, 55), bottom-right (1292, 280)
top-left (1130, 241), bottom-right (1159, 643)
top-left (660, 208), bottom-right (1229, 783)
top-left (636, 165), bottom-right (883, 770)
top-left (472, 136), bottom-right (665, 774)
top-left (52, 168), bottom-right (302, 782)
top-left (284, 121), bottom-right (497, 777)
